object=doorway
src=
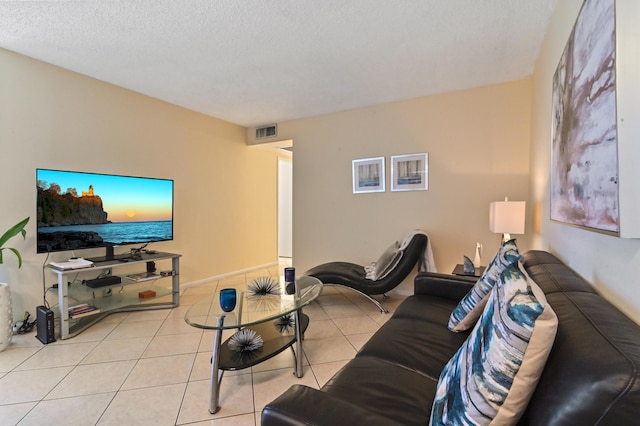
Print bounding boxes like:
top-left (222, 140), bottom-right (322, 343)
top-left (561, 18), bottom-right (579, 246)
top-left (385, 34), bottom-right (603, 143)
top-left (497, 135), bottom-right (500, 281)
top-left (278, 154), bottom-right (293, 258)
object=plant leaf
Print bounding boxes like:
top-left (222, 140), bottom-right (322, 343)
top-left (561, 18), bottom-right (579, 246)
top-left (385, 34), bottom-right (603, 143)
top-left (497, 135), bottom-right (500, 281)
top-left (0, 217), bottom-right (29, 267)
top-left (7, 247), bottom-right (22, 268)
top-left (0, 217), bottom-right (29, 247)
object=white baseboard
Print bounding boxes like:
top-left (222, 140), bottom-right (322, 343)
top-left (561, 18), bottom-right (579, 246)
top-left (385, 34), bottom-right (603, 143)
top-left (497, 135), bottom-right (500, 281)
top-left (180, 261), bottom-right (280, 288)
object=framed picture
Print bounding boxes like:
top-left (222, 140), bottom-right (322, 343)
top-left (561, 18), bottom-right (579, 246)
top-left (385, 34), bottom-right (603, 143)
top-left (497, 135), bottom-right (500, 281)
top-left (352, 157), bottom-right (385, 193)
top-left (550, 0), bottom-right (619, 234)
top-left (391, 153), bottom-right (428, 192)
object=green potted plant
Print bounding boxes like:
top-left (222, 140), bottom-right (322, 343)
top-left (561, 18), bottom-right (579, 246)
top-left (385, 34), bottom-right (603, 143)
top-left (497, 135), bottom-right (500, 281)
top-left (0, 217), bottom-right (29, 267)
top-left (0, 217), bottom-right (29, 351)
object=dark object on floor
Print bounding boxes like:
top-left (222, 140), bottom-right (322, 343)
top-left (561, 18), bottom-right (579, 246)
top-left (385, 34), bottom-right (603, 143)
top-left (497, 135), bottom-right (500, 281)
top-left (262, 250), bottom-right (640, 425)
top-left (36, 305), bottom-right (56, 344)
top-left (305, 234), bottom-right (428, 313)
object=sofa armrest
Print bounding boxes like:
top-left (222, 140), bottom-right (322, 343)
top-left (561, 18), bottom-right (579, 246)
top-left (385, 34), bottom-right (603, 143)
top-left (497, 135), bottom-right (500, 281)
top-left (414, 272), bottom-right (476, 302)
top-left (262, 385), bottom-right (395, 426)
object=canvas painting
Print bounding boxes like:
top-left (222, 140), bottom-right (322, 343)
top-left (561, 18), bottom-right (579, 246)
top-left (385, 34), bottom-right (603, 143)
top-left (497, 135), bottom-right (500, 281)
top-left (550, 0), bottom-right (619, 233)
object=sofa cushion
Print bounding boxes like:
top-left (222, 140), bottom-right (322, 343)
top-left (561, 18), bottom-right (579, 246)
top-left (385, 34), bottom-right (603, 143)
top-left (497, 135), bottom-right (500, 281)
top-left (431, 262), bottom-right (558, 426)
top-left (358, 308), bottom-right (469, 379)
top-left (448, 239), bottom-right (521, 332)
top-left (323, 356), bottom-right (439, 425)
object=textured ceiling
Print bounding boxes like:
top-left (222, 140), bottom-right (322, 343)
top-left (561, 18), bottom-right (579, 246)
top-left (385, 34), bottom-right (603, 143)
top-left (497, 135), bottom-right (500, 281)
top-left (0, 0), bottom-right (558, 128)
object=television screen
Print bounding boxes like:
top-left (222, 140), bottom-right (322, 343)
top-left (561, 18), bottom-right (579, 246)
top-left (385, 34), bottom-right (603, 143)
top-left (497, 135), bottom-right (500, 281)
top-left (36, 169), bottom-right (174, 257)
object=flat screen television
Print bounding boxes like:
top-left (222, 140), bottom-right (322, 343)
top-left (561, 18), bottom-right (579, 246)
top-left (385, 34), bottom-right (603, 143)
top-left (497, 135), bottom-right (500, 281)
top-left (36, 168), bottom-right (174, 261)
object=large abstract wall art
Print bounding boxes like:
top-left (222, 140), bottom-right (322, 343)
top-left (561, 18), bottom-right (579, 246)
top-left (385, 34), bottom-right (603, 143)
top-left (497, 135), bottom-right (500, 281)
top-left (551, 0), bottom-right (619, 234)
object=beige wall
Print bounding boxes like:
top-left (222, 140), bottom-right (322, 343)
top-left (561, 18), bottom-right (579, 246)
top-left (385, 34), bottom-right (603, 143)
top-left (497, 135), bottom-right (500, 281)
top-left (0, 49), bottom-right (279, 319)
top-left (276, 80), bottom-right (532, 293)
top-left (530, 0), bottom-right (640, 323)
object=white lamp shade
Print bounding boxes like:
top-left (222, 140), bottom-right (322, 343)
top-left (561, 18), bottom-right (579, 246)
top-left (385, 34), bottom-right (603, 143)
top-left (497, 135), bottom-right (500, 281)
top-left (489, 200), bottom-right (526, 234)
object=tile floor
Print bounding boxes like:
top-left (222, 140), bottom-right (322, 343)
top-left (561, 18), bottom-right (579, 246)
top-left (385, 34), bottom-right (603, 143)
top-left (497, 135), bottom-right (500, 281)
top-left (0, 260), bottom-right (406, 425)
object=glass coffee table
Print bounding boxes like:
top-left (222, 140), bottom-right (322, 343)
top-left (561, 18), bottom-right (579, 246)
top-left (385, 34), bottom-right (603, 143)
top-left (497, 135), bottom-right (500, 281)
top-left (185, 275), bottom-right (323, 414)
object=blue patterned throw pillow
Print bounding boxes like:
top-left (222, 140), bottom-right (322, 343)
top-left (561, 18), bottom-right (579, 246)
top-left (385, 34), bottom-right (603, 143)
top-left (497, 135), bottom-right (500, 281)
top-left (448, 239), bottom-right (521, 332)
top-left (430, 263), bottom-right (558, 426)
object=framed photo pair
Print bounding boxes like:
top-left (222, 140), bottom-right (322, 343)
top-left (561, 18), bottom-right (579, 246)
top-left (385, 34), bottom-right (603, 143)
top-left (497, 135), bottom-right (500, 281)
top-left (352, 153), bottom-right (428, 193)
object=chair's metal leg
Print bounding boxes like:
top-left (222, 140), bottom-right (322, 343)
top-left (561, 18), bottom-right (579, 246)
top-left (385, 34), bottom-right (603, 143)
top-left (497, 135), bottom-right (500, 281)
top-left (324, 284), bottom-right (388, 313)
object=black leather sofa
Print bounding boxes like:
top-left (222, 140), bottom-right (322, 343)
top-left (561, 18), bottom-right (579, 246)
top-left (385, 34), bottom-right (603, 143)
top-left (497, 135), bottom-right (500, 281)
top-left (262, 250), bottom-right (640, 425)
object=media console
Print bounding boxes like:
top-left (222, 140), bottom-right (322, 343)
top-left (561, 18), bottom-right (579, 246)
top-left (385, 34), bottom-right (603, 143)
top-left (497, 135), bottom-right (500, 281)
top-left (46, 251), bottom-right (181, 340)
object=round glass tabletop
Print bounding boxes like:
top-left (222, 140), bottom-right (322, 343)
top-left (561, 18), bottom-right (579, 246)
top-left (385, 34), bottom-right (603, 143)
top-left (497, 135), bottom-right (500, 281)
top-left (184, 275), bottom-right (323, 330)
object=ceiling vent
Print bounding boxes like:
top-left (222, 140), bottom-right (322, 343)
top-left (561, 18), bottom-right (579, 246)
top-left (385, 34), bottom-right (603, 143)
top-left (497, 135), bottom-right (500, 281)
top-left (256, 124), bottom-right (277, 139)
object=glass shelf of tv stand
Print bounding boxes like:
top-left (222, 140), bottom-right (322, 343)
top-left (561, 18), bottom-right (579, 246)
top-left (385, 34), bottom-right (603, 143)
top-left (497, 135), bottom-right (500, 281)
top-left (69, 279), bottom-right (173, 310)
top-left (46, 251), bottom-right (180, 339)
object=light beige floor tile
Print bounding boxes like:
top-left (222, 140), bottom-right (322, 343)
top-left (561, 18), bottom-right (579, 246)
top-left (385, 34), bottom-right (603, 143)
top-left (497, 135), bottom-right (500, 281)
top-left (157, 317), bottom-right (203, 335)
top-left (246, 269), bottom-right (273, 279)
top-left (45, 360), bottom-right (136, 399)
top-left (97, 382), bottom-right (186, 426)
top-left (304, 318), bottom-right (342, 339)
top-left (346, 332), bottom-right (375, 351)
top-left (318, 286), bottom-right (343, 295)
top-left (302, 303), bottom-right (329, 321)
top-left (14, 341), bottom-right (98, 370)
top-left (97, 312), bottom-right (130, 324)
top-left (303, 335), bottom-right (357, 365)
top-left (5, 331), bottom-right (42, 348)
top-left (218, 412), bottom-right (258, 426)
top-left (363, 294), bottom-right (407, 316)
top-left (252, 366), bottom-right (319, 411)
top-left (0, 401), bottom-right (37, 425)
top-left (177, 376), bottom-right (254, 424)
top-left (0, 346), bottom-right (42, 373)
top-left (371, 311), bottom-right (394, 326)
top-left (351, 299), bottom-right (390, 315)
top-left (122, 308), bottom-right (171, 322)
top-left (332, 315), bottom-right (380, 335)
top-left (0, 366), bottom-right (72, 404)
top-left (315, 293), bottom-right (352, 307)
top-left (310, 359), bottom-right (349, 387)
top-left (218, 276), bottom-right (247, 287)
top-left (180, 293), bottom-right (210, 306)
top-left (180, 412), bottom-right (256, 426)
top-left (190, 351), bottom-right (247, 382)
top-left (198, 329), bottom-right (237, 353)
top-left (57, 320), bottom-right (119, 343)
top-left (104, 319), bottom-right (163, 340)
top-left (167, 304), bottom-right (196, 319)
top-left (142, 332), bottom-right (201, 358)
top-left (321, 303), bottom-right (366, 319)
top-left (182, 284), bottom-right (217, 296)
top-left (251, 346), bottom-right (307, 373)
top-left (81, 337), bottom-right (152, 364)
top-left (122, 353), bottom-right (195, 390)
top-left (20, 393), bottom-right (115, 425)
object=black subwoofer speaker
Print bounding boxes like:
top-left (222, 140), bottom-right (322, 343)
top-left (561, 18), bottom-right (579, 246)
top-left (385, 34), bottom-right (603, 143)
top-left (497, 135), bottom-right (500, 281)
top-left (36, 305), bottom-right (56, 344)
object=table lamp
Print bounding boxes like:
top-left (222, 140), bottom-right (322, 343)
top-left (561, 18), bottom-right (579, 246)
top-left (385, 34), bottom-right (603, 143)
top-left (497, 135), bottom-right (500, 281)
top-left (489, 197), bottom-right (526, 243)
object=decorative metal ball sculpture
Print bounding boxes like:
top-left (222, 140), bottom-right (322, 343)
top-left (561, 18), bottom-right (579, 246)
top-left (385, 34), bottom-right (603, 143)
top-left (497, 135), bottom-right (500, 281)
top-left (248, 276), bottom-right (281, 297)
top-left (228, 329), bottom-right (264, 353)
